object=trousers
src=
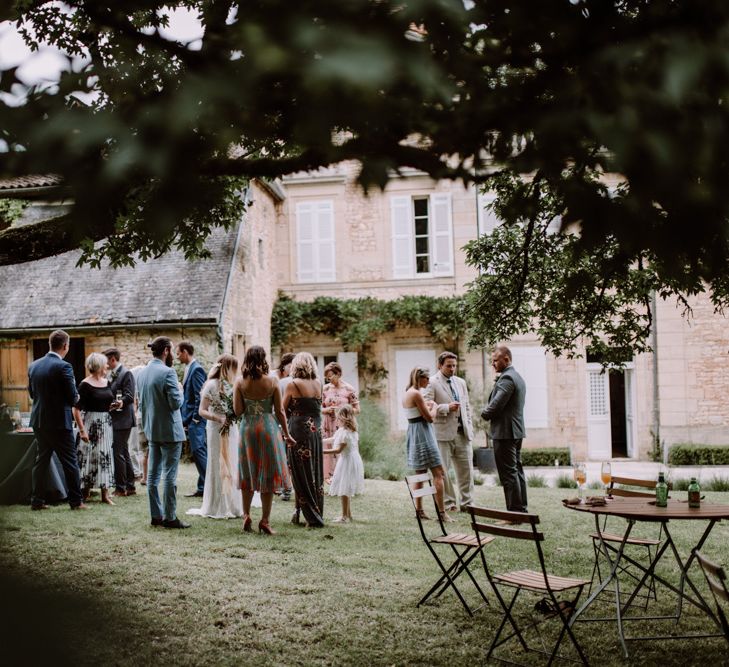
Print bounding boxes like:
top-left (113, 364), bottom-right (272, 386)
top-left (493, 438), bottom-right (528, 512)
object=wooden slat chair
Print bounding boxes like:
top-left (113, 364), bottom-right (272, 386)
top-left (588, 475), bottom-right (670, 607)
top-left (694, 550), bottom-right (729, 642)
top-left (405, 473), bottom-right (493, 616)
top-left (469, 506), bottom-right (589, 665)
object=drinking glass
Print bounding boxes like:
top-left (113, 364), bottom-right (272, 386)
top-left (573, 463), bottom-right (587, 500)
top-left (601, 461), bottom-right (612, 497)
top-left (115, 391), bottom-right (123, 411)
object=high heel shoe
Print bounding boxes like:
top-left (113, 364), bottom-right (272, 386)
top-left (242, 515), bottom-right (253, 533)
top-left (258, 520), bottom-right (276, 535)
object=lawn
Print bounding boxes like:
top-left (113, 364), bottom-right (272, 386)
top-left (1, 464), bottom-right (727, 666)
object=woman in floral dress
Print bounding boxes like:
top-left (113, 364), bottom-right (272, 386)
top-left (72, 352), bottom-right (117, 505)
top-left (187, 354), bottom-right (243, 519)
top-left (283, 352), bottom-right (325, 528)
top-left (321, 362), bottom-right (360, 481)
top-left (234, 346), bottom-right (294, 535)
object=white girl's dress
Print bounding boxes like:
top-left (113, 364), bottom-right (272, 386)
top-left (328, 428), bottom-right (365, 497)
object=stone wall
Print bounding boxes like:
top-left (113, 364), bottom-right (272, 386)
top-left (221, 180), bottom-right (283, 358)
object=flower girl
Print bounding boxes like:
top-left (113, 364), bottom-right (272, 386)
top-left (323, 404), bottom-right (365, 522)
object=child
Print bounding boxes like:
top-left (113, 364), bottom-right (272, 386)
top-left (323, 404), bottom-right (365, 523)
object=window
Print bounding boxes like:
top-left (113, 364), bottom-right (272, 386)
top-left (509, 346), bottom-right (549, 428)
top-left (478, 192), bottom-right (561, 236)
top-left (391, 193), bottom-right (453, 278)
top-left (296, 200), bottom-right (335, 283)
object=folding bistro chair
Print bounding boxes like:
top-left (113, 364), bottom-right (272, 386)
top-left (588, 475), bottom-right (669, 607)
top-left (469, 506), bottom-right (589, 665)
top-left (694, 550), bottom-right (729, 642)
top-left (405, 472), bottom-right (493, 616)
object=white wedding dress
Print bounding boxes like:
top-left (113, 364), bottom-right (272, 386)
top-left (187, 379), bottom-right (259, 519)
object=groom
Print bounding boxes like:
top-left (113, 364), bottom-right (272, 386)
top-left (176, 341), bottom-right (207, 497)
top-left (137, 336), bottom-right (189, 529)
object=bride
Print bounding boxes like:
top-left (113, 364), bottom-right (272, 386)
top-left (187, 354), bottom-right (259, 519)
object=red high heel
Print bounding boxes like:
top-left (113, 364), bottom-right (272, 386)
top-left (242, 515), bottom-right (253, 533)
top-left (258, 520), bottom-right (275, 535)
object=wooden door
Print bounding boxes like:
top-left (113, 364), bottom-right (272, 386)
top-left (0, 339), bottom-right (30, 410)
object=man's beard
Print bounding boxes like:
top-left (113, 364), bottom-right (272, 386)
top-left (165, 351), bottom-right (174, 367)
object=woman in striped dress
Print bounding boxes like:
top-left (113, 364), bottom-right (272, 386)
top-left (402, 367), bottom-right (447, 521)
top-left (72, 352), bottom-right (117, 505)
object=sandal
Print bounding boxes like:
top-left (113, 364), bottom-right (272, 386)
top-left (415, 509), bottom-right (431, 521)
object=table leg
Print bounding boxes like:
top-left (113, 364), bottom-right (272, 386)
top-left (570, 516), bottom-right (635, 659)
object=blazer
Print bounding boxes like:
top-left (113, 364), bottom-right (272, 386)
top-left (28, 352), bottom-right (79, 430)
top-left (109, 365), bottom-right (136, 430)
top-left (481, 365), bottom-right (526, 440)
top-left (137, 358), bottom-right (185, 443)
top-left (181, 360), bottom-right (207, 427)
top-left (425, 371), bottom-right (474, 442)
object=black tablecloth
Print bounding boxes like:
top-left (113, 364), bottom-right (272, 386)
top-left (0, 431), bottom-right (68, 505)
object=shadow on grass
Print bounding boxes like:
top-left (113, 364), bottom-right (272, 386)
top-left (0, 566), bottom-right (138, 665)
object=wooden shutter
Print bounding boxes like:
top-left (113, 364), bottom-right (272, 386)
top-left (315, 201), bottom-right (336, 282)
top-left (510, 346), bottom-right (549, 428)
top-left (391, 195), bottom-right (414, 278)
top-left (478, 192), bottom-right (500, 235)
top-left (296, 202), bottom-right (316, 282)
top-left (296, 200), bottom-right (336, 283)
top-left (430, 193), bottom-right (453, 276)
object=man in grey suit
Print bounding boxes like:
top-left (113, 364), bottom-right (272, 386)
top-left (137, 336), bottom-right (189, 529)
top-left (426, 351), bottom-right (475, 512)
top-left (481, 345), bottom-right (528, 513)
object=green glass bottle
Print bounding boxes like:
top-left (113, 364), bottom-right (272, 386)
top-left (655, 472), bottom-right (668, 508)
top-left (688, 477), bottom-right (701, 509)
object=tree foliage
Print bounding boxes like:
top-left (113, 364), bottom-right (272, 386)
top-left (2, 1), bottom-right (729, 356)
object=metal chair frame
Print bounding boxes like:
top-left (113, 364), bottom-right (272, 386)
top-left (469, 505), bottom-right (589, 665)
top-left (588, 476), bottom-right (669, 609)
top-left (694, 549), bottom-right (729, 643)
top-left (405, 472), bottom-right (493, 616)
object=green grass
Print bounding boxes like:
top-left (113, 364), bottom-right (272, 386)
top-left (1, 464), bottom-right (728, 666)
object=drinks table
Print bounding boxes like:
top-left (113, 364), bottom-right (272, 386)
top-left (563, 496), bottom-right (729, 658)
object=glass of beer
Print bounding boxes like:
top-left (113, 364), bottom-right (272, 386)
top-left (573, 463), bottom-right (587, 499)
top-left (601, 461), bottom-right (612, 497)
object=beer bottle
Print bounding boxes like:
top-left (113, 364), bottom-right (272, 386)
top-left (655, 472), bottom-right (668, 508)
top-left (688, 477), bottom-right (701, 509)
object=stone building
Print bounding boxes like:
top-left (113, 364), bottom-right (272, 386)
top-left (274, 163), bottom-right (729, 461)
top-left (0, 178), bottom-right (284, 410)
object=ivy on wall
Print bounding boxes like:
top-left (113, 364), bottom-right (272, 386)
top-left (271, 293), bottom-right (468, 395)
top-left (0, 199), bottom-right (30, 232)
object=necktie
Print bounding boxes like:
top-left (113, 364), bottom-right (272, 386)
top-left (447, 378), bottom-right (459, 402)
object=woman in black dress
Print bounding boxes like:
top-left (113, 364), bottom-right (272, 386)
top-left (282, 352), bottom-right (325, 528)
top-left (72, 352), bottom-right (119, 504)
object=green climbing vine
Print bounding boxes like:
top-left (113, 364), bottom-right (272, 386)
top-left (271, 293), bottom-right (468, 396)
top-left (0, 199), bottom-right (30, 231)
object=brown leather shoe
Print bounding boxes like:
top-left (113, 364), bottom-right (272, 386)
top-left (112, 490), bottom-right (127, 497)
top-left (31, 504), bottom-right (50, 511)
top-left (125, 489), bottom-right (137, 496)
top-left (71, 503), bottom-right (89, 510)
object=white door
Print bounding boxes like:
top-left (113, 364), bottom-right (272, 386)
top-left (394, 349), bottom-right (437, 430)
top-left (624, 368), bottom-right (635, 458)
top-left (586, 366), bottom-right (611, 460)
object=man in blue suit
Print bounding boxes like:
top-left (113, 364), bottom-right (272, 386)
top-left (176, 341), bottom-right (207, 497)
top-left (481, 345), bottom-right (528, 513)
top-left (137, 336), bottom-right (189, 529)
top-left (28, 329), bottom-right (86, 510)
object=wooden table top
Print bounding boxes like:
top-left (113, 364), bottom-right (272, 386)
top-left (563, 497), bottom-right (729, 521)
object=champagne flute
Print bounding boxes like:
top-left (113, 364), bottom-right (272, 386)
top-left (573, 463), bottom-right (586, 500)
top-left (601, 461), bottom-right (612, 498)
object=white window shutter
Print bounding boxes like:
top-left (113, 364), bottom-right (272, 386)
top-left (510, 346), bottom-right (549, 428)
top-left (478, 192), bottom-right (500, 235)
top-left (337, 352), bottom-right (359, 395)
top-left (391, 196), bottom-right (414, 278)
top-left (546, 215), bottom-right (561, 235)
top-left (430, 193), bottom-right (453, 276)
top-left (296, 202), bottom-right (315, 282)
top-left (316, 201), bottom-right (336, 282)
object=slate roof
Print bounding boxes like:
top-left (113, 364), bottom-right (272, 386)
top-left (0, 224), bottom-right (239, 331)
top-left (0, 175), bottom-right (63, 190)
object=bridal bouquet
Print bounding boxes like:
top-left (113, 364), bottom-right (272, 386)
top-left (218, 381), bottom-right (239, 437)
